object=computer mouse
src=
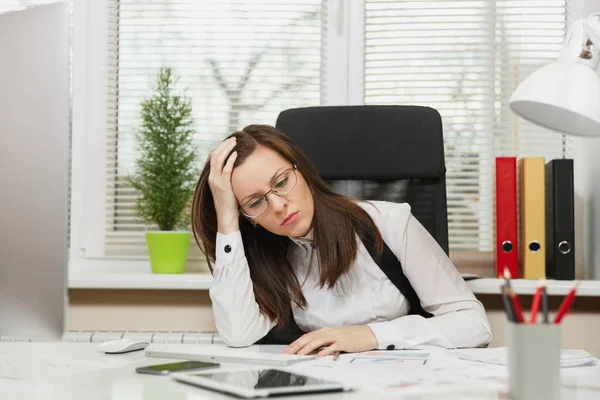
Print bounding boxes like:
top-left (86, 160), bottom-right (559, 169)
top-left (99, 338), bottom-right (150, 354)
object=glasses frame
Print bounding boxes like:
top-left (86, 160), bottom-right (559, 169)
top-left (239, 165), bottom-right (298, 219)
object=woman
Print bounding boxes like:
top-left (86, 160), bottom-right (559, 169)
top-left (192, 124), bottom-right (491, 357)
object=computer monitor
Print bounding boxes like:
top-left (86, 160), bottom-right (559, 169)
top-left (0, 3), bottom-right (70, 341)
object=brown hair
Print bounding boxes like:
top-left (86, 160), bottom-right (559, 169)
top-left (191, 125), bottom-right (382, 328)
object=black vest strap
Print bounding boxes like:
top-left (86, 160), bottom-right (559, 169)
top-left (361, 230), bottom-right (433, 319)
top-left (255, 231), bottom-right (432, 344)
top-left (254, 309), bottom-right (305, 345)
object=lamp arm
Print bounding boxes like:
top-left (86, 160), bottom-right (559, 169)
top-left (560, 14), bottom-right (600, 70)
top-left (584, 13), bottom-right (600, 47)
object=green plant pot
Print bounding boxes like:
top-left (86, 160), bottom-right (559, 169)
top-left (145, 231), bottom-right (191, 274)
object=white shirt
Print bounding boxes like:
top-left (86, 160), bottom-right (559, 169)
top-left (209, 200), bottom-right (492, 349)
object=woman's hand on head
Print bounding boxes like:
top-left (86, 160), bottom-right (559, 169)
top-left (208, 137), bottom-right (240, 234)
top-left (284, 325), bottom-right (378, 357)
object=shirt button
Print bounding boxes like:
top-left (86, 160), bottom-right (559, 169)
top-left (224, 245), bottom-right (232, 253)
top-left (386, 344), bottom-right (395, 350)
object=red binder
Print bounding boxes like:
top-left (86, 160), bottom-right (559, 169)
top-left (496, 157), bottom-right (519, 278)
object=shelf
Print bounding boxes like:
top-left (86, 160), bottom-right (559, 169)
top-left (467, 278), bottom-right (600, 296)
top-left (69, 270), bottom-right (213, 290)
top-left (69, 266), bottom-right (600, 296)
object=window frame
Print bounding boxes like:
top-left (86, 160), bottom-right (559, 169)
top-left (70, 0), bottom-right (586, 281)
top-left (69, 0), bottom-right (354, 275)
top-left (71, 0), bottom-right (112, 271)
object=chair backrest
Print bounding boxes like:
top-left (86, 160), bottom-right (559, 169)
top-left (275, 105), bottom-right (449, 254)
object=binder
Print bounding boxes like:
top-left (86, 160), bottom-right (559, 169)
top-left (495, 157), bottom-right (519, 279)
top-left (545, 159), bottom-right (575, 280)
top-left (520, 157), bottom-right (546, 279)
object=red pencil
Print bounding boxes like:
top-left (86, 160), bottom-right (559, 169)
top-left (507, 288), bottom-right (525, 323)
top-left (554, 282), bottom-right (580, 324)
top-left (530, 279), bottom-right (545, 324)
top-left (503, 267), bottom-right (513, 288)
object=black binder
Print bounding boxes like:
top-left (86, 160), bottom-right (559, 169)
top-left (545, 159), bottom-right (575, 280)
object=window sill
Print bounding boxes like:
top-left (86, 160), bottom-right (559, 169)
top-left (69, 265), bottom-right (600, 296)
top-left (68, 260), bottom-right (213, 290)
top-left (69, 270), bottom-right (213, 290)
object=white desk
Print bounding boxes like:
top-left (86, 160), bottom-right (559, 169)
top-left (0, 342), bottom-right (598, 399)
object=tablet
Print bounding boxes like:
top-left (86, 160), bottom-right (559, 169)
top-left (171, 368), bottom-right (349, 398)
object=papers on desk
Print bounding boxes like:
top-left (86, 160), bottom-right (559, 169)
top-left (288, 349), bottom-right (507, 396)
top-left (448, 347), bottom-right (597, 368)
top-left (0, 342), bottom-right (133, 381)
top-left (288, 347), bottom-right (599, 396)
top-left (333, 349), bottom-right (432, 366)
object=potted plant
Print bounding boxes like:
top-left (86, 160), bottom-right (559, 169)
top-left (128, 67), bottom-right (199, 274)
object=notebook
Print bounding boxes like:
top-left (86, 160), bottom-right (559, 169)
top-left (145, 344), bottom-right (316, 367)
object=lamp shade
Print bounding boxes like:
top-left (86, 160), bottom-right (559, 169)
top-left (509, 60), bottom-right (600, 137)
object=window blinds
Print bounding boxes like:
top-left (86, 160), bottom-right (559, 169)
top-left (364, 0), bottom-right (571, 252)
top-left (104, 0), bottom-right (325, 265)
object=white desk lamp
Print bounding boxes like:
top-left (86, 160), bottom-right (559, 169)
top-left (510, 13), bottom-right (600, 137)
top-left (509, 13), bottom-right (600, 280)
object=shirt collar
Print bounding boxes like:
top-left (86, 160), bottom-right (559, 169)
top-left (289, 228), bottom-right (314, 247)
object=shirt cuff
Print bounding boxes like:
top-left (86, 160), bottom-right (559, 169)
top-left (367, 320), bottom-right (406, 350)
top-left (369, 315), bottom-right (456, 350)
top-left (216, 231), bottom-right (245, 262)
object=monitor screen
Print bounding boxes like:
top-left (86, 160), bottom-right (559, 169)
top-left (0, 3), bottom-right (70, 341)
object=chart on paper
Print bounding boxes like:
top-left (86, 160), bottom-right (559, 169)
top-left (347, 350), bottom-right (430, 366)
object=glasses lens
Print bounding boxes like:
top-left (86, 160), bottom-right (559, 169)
top-left (273, 169), bottom-right (297, 194)
top-left (240, 168), bottom-right (297, 217)
top-left (242, 196), bottom-right (268, 218)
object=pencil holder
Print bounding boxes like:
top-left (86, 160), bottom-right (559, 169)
top-left (507, 322), bottom-right (561, 400)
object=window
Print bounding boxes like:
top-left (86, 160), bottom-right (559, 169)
top-left (76, 0), bottom-right (573, 269)
top-left (95, 0), bottom-right (326, 268)
top-left (363, 0), bottom-right (571, 252)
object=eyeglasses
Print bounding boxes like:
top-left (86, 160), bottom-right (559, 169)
top-left (240, 165), bottom-right (298, 218)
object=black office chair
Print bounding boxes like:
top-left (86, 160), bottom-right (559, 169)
top-left (255, 105), bottom-right (450, 345)
top-left (275, 105), bottom-right (449, 254)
